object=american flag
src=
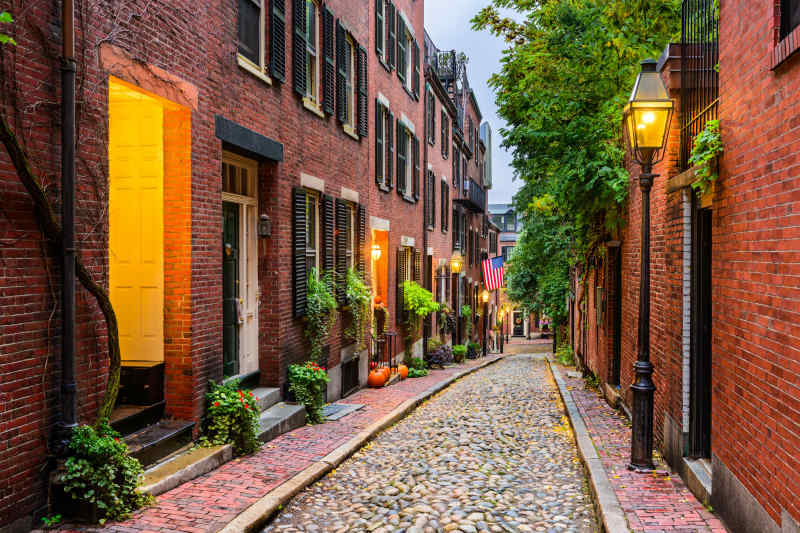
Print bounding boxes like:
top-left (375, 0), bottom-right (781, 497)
top-left (482, 256), bottom-right (505, 291)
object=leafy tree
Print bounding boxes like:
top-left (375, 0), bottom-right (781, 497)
top-left (473, 0), bottom-right (679, 328)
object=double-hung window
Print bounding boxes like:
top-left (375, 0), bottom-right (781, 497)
top-left (375, 101), bottom-right (393, 189)
top-left (397, 125), bottom-right (410, 192)
top-left (427, 90), bottom-right (436, 145)
top-left (305, 0), bottom-right (321, 103)
top-left (441, 112), bottom-right (449, 159)
top-left (305, 192), bottom-right (320, 275)
top-left (238, 0), bottom-right (265, 69)
top-left (345, 36), bottom-right (356, 128)
top-left (441, 181), bottom-right (449, 233)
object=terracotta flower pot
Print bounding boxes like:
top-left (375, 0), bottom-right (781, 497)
top-left (368, 370), bottom-right (386, 388)
top-left (398, 364), bottom-right (409, 379)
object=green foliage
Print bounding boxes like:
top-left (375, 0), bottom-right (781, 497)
top-left (305, 269), bottom-right (338, 363)
top-left (199, 380), bottom-right (261, 456)
top-left (41, 515), bottom-right (62, 528)
top-left (408, 367), bottom-right (429, 378)
top-left (467, 341), bottom-right (481, 358)
top-left (402, 281), bottom-right (440, 357)
top-left (0, 12), bottom-right (16, 46)
top-left (688, 120), bottom-right (723, 196)
top-left (473, 0), bottom-right (680, 331)
top-left (427, 338), bottom-right (443, 352)
top-left (555, 344), bottom-right (576, 366)
top-left (409, 357), bottom-right (427, 371)
top-left (452, 344), bottom-right (467, 364)
top-left (461, 305), bottom-right (473, 338)
top-left (344, 268), bottom-right (371, 350)
top-left (289, 361), bottom-right (330, 424)
top-left (61, 423), bottom-right (153, 524)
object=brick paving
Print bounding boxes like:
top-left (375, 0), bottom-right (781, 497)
top-left (557, 365), bottom-right (729, 533)
top-left (42, 357), bottom-right (501, 533)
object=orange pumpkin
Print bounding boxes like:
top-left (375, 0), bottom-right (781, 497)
top-left (382, 366), bottom-right (391, 380)
top-left (398, 364), bottom-right (409, 379)
top-left (368, 370), bottom-right (386, 388)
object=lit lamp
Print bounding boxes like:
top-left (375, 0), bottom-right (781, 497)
top-left (622, 59), bottom-right (673, 472)
top-left (371, 244), bottom-right (382, 261)
top-left (481, 289), bottom-right (490, 357)
top-left (449, 252), bottom-right (463, 274)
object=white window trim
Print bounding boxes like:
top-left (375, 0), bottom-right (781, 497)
top-left (399, 113), bottom-right (415, 135)
top-left (305, 0), bottom-right (321, 104)
top-left (306, 190), bottom-right (321, 277)
top-left (398, 10), bottom-right (415, 40)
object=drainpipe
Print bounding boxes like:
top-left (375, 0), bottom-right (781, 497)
top-left (58, 0), bottom-right (78, 455)
top-left (422, 74), bottom-right (430, 358)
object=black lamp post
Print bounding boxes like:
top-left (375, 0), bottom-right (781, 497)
top-left (622, 59), bottom-right (674, 471)
top-left (480, 289), bottom-right (490, 357)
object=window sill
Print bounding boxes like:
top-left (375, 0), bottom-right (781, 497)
top-left (380, 58), bottom-right (392, 73)
top-left (303, 97), bottom-right (326, 119)
top-left (772, 27), bottom-right (800, 69)
top-left (237, 55), bottom-right (273, 85)
top-left (342, 124), bottom-right (360, 140)
top-left (377, 183), bottom-right (392, 193)
top-left (403, 85), bottom-right (416, 101)
top-left (401, 194), bottom-right (417, 204)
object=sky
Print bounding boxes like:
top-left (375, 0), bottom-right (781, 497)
top-left (425, 0), bottom-right (518, 205)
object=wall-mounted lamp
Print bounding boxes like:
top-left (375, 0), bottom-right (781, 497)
top-left (481, 288), bottom-right (490, 303)
top-left (450, 252), bottom-right (464, 274)
top-left (371, 244), bottom-right (382, 261)
top-left (258, 214), bottom-right (272, 237)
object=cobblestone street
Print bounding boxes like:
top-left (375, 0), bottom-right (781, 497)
top-left (265, 355), bottom-right (597, 533)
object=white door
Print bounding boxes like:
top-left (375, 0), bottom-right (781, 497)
top-left (222, 153), bottom-right (260, 375)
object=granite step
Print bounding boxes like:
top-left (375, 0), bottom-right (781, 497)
top-left (258, 402), bottom-right (306, 443)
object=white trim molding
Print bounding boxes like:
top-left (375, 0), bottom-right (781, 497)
top-left (370, 216), bottom-right (390, 231)
top-left (400, 113), bottom-right (415, 135)
top-left (341, 187), bottom-right (359, 204)
top-left (400, 235), bottom-right (415, 247)
top-left (377, 92), bottom-right (390, 108)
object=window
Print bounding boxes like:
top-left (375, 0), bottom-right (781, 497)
top-left (375, 101), bottom-right (394, 189)
top-left (489, 231), bottom-right (497, 255)
top-left (426, 90), bottom-right (436, 145)
top-left (345, 36), bottom-right (356, 127)
top-left (502, 245), bottom-right (514, 262)
top-left (345, 204), bottom-right (355, 269)
top-left (468, 117), bottom-right (474, 153)
top-left (452, 145), bottom-right (460, 187)
top-left (305, 0), bottom-right (321, 102)
top-left (441, 111), bottom-right (449, 158)
top-left (396, 122), bottom-right (419, 200)
top-left (441, 181), bottom-right (449, 232)
top-left (782, 0), bottom-right (800, 39)
top-left (424, 170), bottom-right (435, 229)
top-left (397, 29), bottom-right (409, 86)
top-left (238, 0), bottom-right (264, 66)
top-left (306, 192), bottom-right (320, 274)
top-left (375, 0), bottom-right (395, 67)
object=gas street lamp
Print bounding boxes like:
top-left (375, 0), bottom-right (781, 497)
top-left (481, 289), bottom-right (490, 357)
top-left (449, 252), bottom-right (464, 274)
top-left (622, 58), bottom-right (674, 471)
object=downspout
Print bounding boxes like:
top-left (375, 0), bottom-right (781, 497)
top-left (422, 75), bottom-right (430, 357)
top-left (58, 0), bottom-right (77, 453)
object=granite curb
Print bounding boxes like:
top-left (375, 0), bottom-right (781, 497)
top-left (547, 359), bottom-right (630, 533)
top-left (217, 354), bottom-right (506, 533)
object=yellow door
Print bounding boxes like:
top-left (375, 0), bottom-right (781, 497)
top-left (108, 78), bottom-right (165, 363)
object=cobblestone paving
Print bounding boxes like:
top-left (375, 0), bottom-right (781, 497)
top-left (265, 355), bottom-right (598, 533)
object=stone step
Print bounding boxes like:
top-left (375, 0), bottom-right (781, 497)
top-left (258, 402), bottom-right (306, 443)
top-left (252, 387), bottom-right (281, 412)
top-left (139, 444), bottom-right (233, 496)
top-left (124, 419), bottom-right (194, 469)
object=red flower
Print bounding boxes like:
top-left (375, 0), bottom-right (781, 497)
top-left (244, 403), bottom-right (249, 409)
top-left (238, 390), bottom-right (244, 396)
top-left (114, 437), bottom-right (119, 442)
top-left (214, 401), bottom-right (220, 407)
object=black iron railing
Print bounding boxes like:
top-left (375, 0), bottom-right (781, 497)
top-left (455, 178), bottom-right (485, 213)
top-left (680, 0), bottom-right (719, 171)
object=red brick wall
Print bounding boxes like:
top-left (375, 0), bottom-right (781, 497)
top-left (715, 1), bottom-right (800, 524)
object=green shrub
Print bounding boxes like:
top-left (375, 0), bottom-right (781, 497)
top-left (344, 268), bottom-right (371, 350)
top-left (555, 344), bottom-right (575, 366)
top-left (409, 356), bottom-right (427, 371)
top-left (461, 305), bottom-right (473, 338)
top-left (467, 341), bottom-right (481, 358)
top-left (200, 380), bottom-right (261, 455)
top-left (427, 338), bottom-right (443, 352)
top-left (452, 344), bottom-right (467, 364)
top-left (305, 269), bottom-right (338, 363)
top-left (289, 361), bottom-right (331, 424)
top-left (408, 367), bottom-right (429, 378)
top-left (60, 423), bottom-right (153, 524)
top-left (402, 281), bottom-right (440, 358)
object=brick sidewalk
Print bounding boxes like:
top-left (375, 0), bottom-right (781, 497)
top-left (558, 365), bottom-right (728, 533)
top-left (44, 357), bottom-right (500, 533)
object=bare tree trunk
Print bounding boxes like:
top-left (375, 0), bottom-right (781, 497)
top-left (0, 110), bottom-right (121, 424)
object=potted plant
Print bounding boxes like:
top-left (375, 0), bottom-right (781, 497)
top-left (305, 269), bottom-right (338, 364)
top-left (402, 281), bottom-right (440, 361)
top-left (452, 344), bottom-right (467, 364)
top-left (200, 379), bottom-right (261, 455)
top-left (288, 361), bottom-right (330, 424)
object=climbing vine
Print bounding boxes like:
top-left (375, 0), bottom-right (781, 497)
top-left (688, 119), bottom-right (723, 196)
top-left (344, 268), bottom-right (371, 351)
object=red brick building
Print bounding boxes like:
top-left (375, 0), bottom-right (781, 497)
top-left (0, 0), bottom-right (374, 528)
top-left (570, 2), bottom-right (800, 532)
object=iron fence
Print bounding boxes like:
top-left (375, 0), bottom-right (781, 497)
top-left (680, 0), bottom-right (719, 170)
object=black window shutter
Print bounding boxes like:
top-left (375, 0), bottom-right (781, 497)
top-left (428, 93), bottom-right (436, 144)
top-left (452, 209), bottom-right (458, 250)
top-left (412, 39), bottom-right (420, 99)
top-left (441, 183), bottom-right (448, 232)
top-left (387, 1), bottom-right (395, 69)
top-left (396, 122), bottom-right (405, 195)
top-left (322, 4), bottom-right (335, 114)
top-left (375, 100), bottom-right (383, 185)
top-left (387, 111), bottom-right (394, 189)
top-left (292, 187), bottom-right (307, 317)
top-left (375, 0), bottom-right (383, 57)
top-left (397, 248), bottom-right (408, 323)
top-left (335, 199), bottom-right (347, 303)
top-left (357, 45), bottom-right (368, 137)
top-left (396, 14), bottom-right (406, 82)
top-left (452, 147), bottom-right (457, 187)
top-left (423, 170), bottom-right (430, 228)
top-left (461, 213), bottom-right (466, 253)
top-left (292, 0), bottom-right (306, 95)
top-left (414, 249), bottom-right (422, 283)
top-left (270, 0), bottom-right (287, 81)
top-left (336, 20), bottom-right (347, 123)
top-left (412, 135), bottom-right (420, 201)
top-left (322, 195), bottom-right (335, 273)
top-left (357, 204), bottom-right (367, 276)
top-left (430, 171), bottom-right (436, 228)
